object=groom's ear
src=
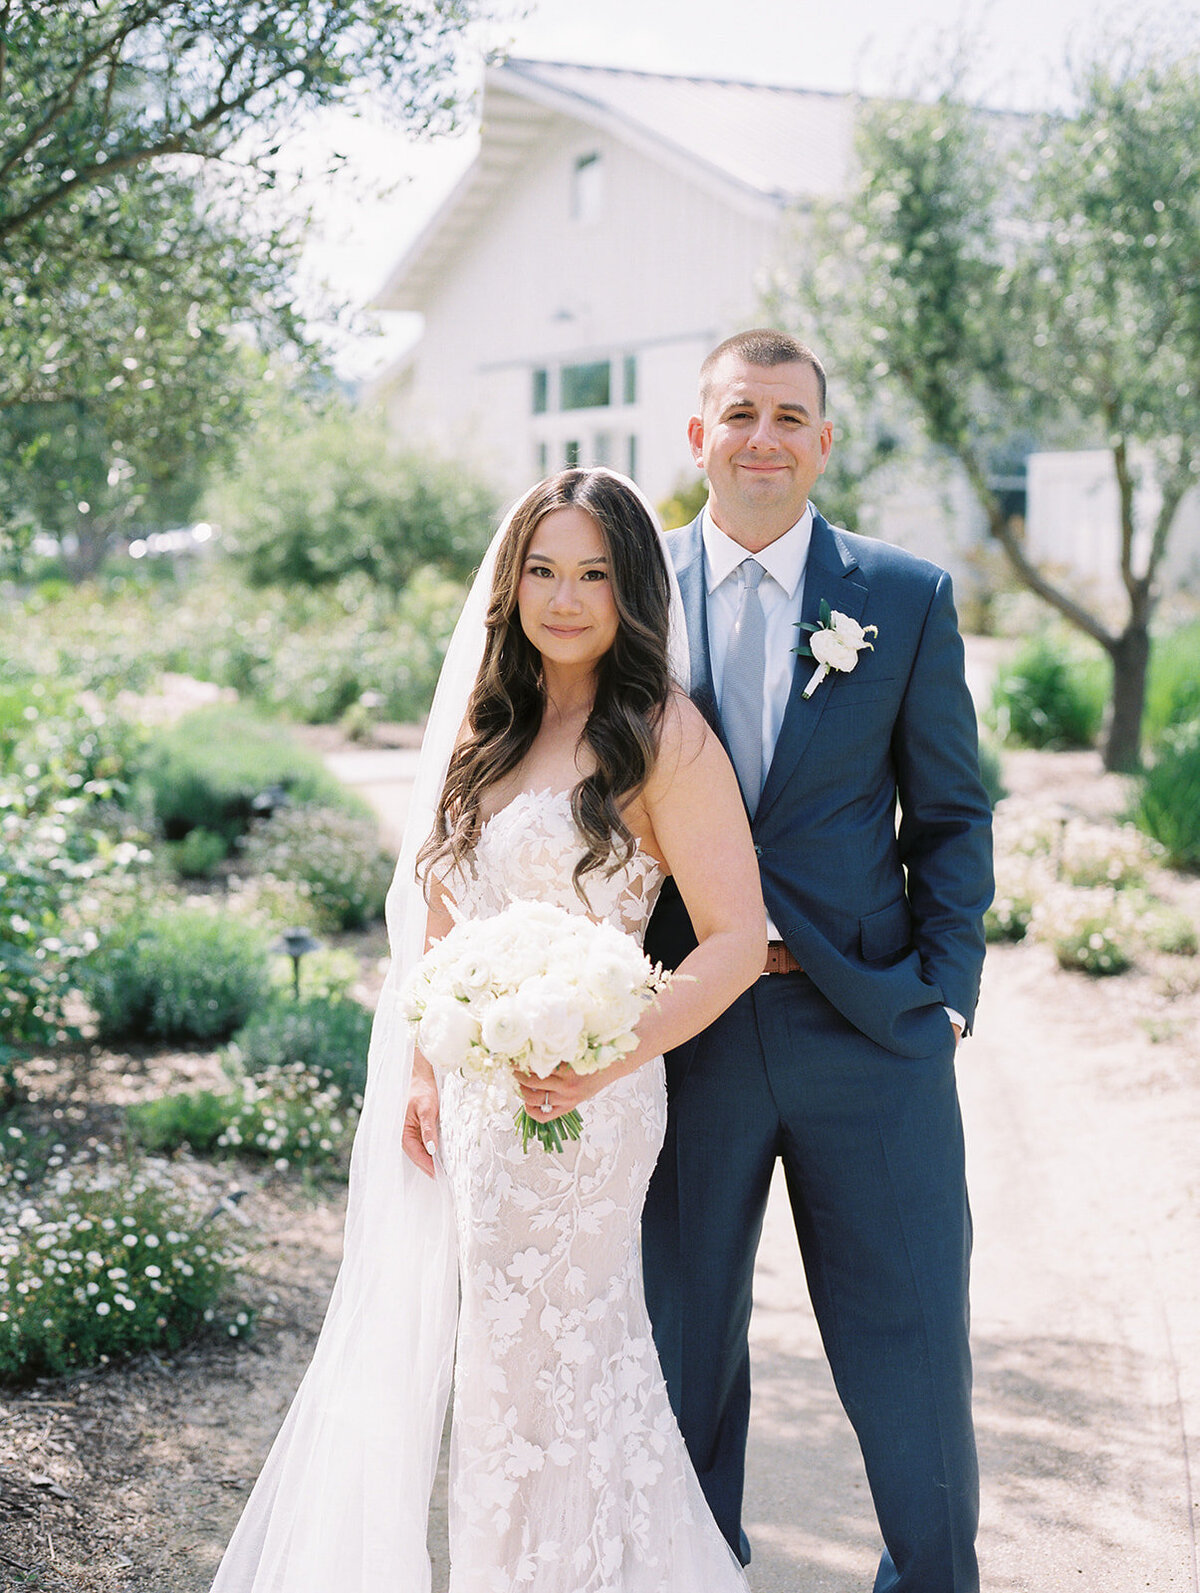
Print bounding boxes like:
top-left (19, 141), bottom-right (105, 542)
top-left (687, 413), bottom-right (705, 466)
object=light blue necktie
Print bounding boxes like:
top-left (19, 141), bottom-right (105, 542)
top-left (721, 558), bottom-right (767, 812)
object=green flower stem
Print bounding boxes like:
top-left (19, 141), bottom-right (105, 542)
top-left (515, 1107), bottom-right (584, 1153)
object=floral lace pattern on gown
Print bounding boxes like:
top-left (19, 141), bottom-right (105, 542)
top-left (437, 790), bottom-right (747, 1593)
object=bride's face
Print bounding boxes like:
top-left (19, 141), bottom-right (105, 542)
top-left (517, 505), bottom-right (619, 672)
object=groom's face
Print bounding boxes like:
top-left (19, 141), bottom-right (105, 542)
top-left (688, 355), bottom-right (833, 548)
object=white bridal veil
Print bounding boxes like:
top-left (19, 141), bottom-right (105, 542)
top-left (209, 471), bottom-right (689, 1592)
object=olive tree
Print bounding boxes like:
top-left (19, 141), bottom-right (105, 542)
top-left (771, 35), bottom-right (1200, 769)
top-left (0, 0), bottom-right (497, 570)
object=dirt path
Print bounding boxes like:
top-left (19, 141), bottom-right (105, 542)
top-left (744, 940), bottom-right (1200, 1592)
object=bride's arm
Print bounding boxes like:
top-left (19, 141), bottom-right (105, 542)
top-left (402, 876), bottom-right (456, 1178)
top-left (518, 696), bottom-right (766, 1117)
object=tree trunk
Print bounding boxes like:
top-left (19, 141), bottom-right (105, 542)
top-left (1103, 623), bottom-right (1151, 773)
top-left (62, 518), bottom-right (112, 581)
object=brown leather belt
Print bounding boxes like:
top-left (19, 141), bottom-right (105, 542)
top-left (762, 940), bottom-right (803, 976)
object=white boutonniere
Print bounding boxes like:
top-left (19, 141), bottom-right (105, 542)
top-left (795, 599), bottom-right (878, 700)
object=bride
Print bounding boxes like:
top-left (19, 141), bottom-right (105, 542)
top-left (210, 469), bottom-right (766, 1593)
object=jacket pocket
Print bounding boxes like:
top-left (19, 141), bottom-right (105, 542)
top-left (860, 897), bottom-right (912, 963)
top-left (817, 673), bottom-right (899, 711)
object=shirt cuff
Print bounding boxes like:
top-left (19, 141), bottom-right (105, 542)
top-left (944, 1006), bottom-right (967, 1035)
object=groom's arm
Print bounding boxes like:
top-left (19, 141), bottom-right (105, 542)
top-left (892, 571), bottom-right (994, 1033)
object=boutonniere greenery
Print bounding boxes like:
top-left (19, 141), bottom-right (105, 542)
top-left (795, 600), bottom-right (878, 700)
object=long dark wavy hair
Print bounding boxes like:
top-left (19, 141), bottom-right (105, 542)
top-left (418, 469), bottom-right (675, 899)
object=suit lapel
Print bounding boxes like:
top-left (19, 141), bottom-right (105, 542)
top-left (671, 517), bottom-right (720, 734)
top-left (755, 513), bottom-right (868, 822)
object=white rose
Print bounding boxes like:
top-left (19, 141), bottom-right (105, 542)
top-left (809, 627), bottom-right (860, 672)
top-left (417, 996), bottom-right (480, 1070)
top-left (480, 994), bottom-right (534, 1061)
top-left (828, 610), bottom-right (870, 648)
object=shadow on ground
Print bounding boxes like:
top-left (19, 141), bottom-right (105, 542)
top-left (735, 1327), bottom-right (1196, 1593)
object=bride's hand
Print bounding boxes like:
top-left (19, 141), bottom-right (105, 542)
top-left (403, 1063), bottom-right (441, 1178)
top-left (514, 1062), bottom-right (620, 1120)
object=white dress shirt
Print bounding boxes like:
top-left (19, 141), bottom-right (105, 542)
top-left (701, 505), bottom-right (967, 1036)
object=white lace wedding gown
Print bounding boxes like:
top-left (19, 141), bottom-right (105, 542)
top-left (436, 788), bottom-right (748, 1593)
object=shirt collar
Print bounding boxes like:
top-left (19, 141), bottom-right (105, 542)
top-left (701, 503), bottom-right (813, 598)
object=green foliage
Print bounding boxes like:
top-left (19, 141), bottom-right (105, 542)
top-left (225, 996), bottom-right (374, 1103)
top-left (4, 562), bottom-right (466, 724)
top-left (983, 886), bottom-right (1035, 944)
top-left (1142, 905), bottom-right (1199, 957)
top-left (215, 1064), bottom-right (355, 1171)
top-left (211, 401), bottom-right (499, 591)
top-left (1145, 622), bottom-right (1200, 742)
top-left (976, 739), bottom-right (1006, 808)
top-left (0, 1142), bottom-right (244, 1384)
top-left (1134, 723), bottom-right (1200, 869)
top-left (1, 700), bottom-right (152, 1074)
top-left (126, 1061), bottom-right (358, 1173)
top-left (1057, 823), bottom-right (1154, 890)
top-left (1050, 912), bottom-right (1135, 975)
top-left (0, 1), bottom-right (495, 572)
top-left (1051, 915), bottom-right (1135, 976)
top-left (169, 827), bottom-right (229, 879)
top-left (657, 477), bottom-right (710, 532)
top-left (1031, 885), bottom-right (1137, 975)
top-left (126, 1092), bottom-right (232, 1155)
top-left (240, 807), bottom-right (392, 931)
top-left (989, 635), bottom-right (1108, 749)
top-left (141, 706), bottom-right (361, 844)
top-left (267, 946), bottom-right (362, 1002)
top-left (0, 687), bottom-right (146, 812)
top-left (78, 910), bottom-right (271, 1044)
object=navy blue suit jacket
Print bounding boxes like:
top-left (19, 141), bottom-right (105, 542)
top-left (646, 509), bottom-right (994, 1060)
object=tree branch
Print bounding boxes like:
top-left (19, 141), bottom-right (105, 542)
top-left (0, 0), bottom-right (11, 105)
top-left (0, 1), bottom-right (171, 188)
top-left (0, 43), bottom-right (299, 243)
top-left (956, 438), bottom-right (1121, 652)
top-left (1146, 465), bottom-right (1191, 591)
top-left (1111, 431), bottom-right (1139, 601)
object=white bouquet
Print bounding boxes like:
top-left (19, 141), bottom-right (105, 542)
top-left (399, 898), bottom-right (672, 1152)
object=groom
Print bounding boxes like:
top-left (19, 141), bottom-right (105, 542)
top-left (643, 329), bottom-right (993, 1592)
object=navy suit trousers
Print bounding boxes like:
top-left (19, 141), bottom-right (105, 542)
top-left (643, 970), bottom-right (980, 1593)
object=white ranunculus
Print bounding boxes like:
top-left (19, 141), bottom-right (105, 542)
top-left (809, 626), bottom-right (860, 672)
top-left (480, 994), bottom-right (534, 1061)
top-left (445, 951), bottom-right (494, 999)
top-left (417, 996), bottom-right (480, 1070)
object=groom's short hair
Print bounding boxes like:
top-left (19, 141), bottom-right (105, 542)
top-left (699, 329), bottom-right (827, 416)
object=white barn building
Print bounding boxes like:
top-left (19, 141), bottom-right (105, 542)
top-left (372, 58), bottom-right (1200, 606)
top-left (372, 58), bottom-right (854, 507)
